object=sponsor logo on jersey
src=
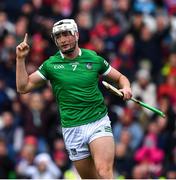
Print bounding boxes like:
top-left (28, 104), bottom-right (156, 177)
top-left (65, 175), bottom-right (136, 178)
top-left (54, 65), bottom-right (64, 69)
top-left (86, 62), bottom-right (92, 69)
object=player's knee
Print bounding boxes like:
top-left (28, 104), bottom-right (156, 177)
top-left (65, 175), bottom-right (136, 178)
top-left (96, 164), bottom-right (113, 178)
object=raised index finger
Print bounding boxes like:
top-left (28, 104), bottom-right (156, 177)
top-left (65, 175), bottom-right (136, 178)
top-left (23, 33), bottom-right (28, 43)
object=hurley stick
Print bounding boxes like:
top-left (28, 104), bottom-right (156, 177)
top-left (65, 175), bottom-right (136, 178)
top-left (102, 81), bottom-right (166, 118)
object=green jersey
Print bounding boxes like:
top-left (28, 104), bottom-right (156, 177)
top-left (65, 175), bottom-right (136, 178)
top-left (37, 48), bottom-right (111, 127)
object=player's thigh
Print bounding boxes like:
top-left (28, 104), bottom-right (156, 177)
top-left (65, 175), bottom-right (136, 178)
top-left (73, 156), bottom-right (98, 179)
top-left (89, 136), bottom-right (115, 169)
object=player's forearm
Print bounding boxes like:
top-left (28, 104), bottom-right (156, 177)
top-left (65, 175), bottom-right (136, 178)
top-left (118, 74), bottom-right (131, 89)
top-left (16, 59), bottom-right (29, 93)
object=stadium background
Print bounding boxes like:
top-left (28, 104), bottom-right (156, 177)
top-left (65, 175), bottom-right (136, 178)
top-left (0, 0), bottom-right (176, 178)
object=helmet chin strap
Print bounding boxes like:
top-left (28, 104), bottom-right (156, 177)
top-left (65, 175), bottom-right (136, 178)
top-left (61, 42), bottom-right (77, 55)
top-left (75, 34), bottom-right (78, 41)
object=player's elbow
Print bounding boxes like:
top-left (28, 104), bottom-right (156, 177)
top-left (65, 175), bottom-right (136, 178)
top-left (16, 87), bottom-right (28, 94)
top-left (17, 89), bottom-right (27, 94)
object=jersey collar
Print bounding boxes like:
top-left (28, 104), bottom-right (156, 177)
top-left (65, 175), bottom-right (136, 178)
top-left (60, 48), bottom-right (82, 59)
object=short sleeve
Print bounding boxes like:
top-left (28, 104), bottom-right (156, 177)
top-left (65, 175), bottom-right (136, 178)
top-left (98, 56), bottom-right (111, 76)
top-left (37, 62), bottom-right (48, 80)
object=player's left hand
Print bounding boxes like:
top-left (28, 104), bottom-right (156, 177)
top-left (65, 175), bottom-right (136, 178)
top-left (119, 87), bottom-right (132, 100)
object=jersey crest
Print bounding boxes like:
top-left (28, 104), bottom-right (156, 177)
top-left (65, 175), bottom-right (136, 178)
top-left (86, 62), bottom-right (93, 70)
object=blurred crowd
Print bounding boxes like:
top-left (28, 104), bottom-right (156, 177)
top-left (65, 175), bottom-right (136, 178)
top-left (0, 0), bottom-right (176, 179)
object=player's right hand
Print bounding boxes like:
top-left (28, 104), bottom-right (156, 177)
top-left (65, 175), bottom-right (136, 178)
top-left (16, 33), bottom-right (30, 60)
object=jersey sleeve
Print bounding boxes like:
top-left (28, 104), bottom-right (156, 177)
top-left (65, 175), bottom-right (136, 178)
top-left (98, 56), bottom-right (111, 76)
top-left (37, 62), bottom-right (48, 80)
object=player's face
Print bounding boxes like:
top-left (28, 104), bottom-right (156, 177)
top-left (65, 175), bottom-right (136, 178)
top-left (55, 31), bottom-right (77, 54)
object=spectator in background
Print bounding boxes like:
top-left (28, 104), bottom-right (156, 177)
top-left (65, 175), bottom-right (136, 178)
top-left (164, 0), bottom-right (176, 16)
top-left (11, 99), bottom-right (24, 128)
top-left (51, 137), bottom-right (70, 174)
top-left (0, 111), bottom-right (23, 160)
top-left (29, 33), bottom-right (47, 67)
top-left (133, 0), bottom-right (156, 15)
top-left (64, 164), bottom-right (81, 179)
top-left (84, 36), bottom-right (107, 58)
top-left (114, 0), bottom-right (132, 31)
top-left (0, 34), bottom-right (16, 63)
top-left (0, 11), bottom-right (15, 42)
top-left (166, 166), bottom-right (176, 179)
top-left (0, 79), bottom-right (11, 113)
top-left (129, 10), bottom-right (144, 41)
top-left (161, 48), bottom-right (176, 78)
top-left (53, 150), bottom-right (70, 176)
top-left (16, 138), bottom-right (37, 178)
top-left (114, 129), bottom-right (134, 178)
top-left (22, 92), bottom-right (53, 153)
top-left (156, 116), bottom-right (170, 155)
top-left (165, 145), bottom-right (176, 179)
top-left (158, 72), bottom-right (176, 110)
top-left (129, 96), bottom-right (149, 132)
top-left (0, 34), bottom-right (16, 88)
top-left (134, 121), bottom-right (165, 178)
top-left (157, 94), bottom-right (176, 170)
top-left (170, 16), bottom-right (176, 42)
top-left (113, 107), bottom-right (143, 151)
top-left (0, 137), bottom-right (15, 179)
top-left (131, 163), bottom-right (150, 179)
top-left (75, 11), bottom-right (91, 47)
top-left (134, 20), bottom-right (170, 80)
top-left (15, 16), bottom-right (29, 44)
top-left (25, 153), bottom-right (62, 179)
top-left (130, 68), bottom-right (157, 116)
top-left (158, 95), bottom-right (176, 135)
top-left (49, 0), bottom-right (73, 21)
top-left (111, 34), bottom-right (135, 80)
top-left (52, 137), bottom-right (66, 153)
top-left (90, 13), bottom-right (123, 53)
top-left (78, 0), bottom-right (94, 20)
top-left (18, 93), bottom-right (31, 108)
top-left (41, 87), bottom-right (59, 144)
top-left (94, 0), bottom-right (115, 24)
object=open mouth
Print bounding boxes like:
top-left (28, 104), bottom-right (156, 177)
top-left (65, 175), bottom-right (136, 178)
top-left (61, 44), bottom-right (69, 48)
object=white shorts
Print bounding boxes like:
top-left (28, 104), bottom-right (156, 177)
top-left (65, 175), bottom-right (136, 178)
top-left (62, 115), bottom-right (113, 161)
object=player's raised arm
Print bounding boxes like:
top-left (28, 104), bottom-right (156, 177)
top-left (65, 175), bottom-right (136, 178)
top-left (16, 33), bottom-right (46, 94)
top-left (16, 33), bottom-right (30, 60)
